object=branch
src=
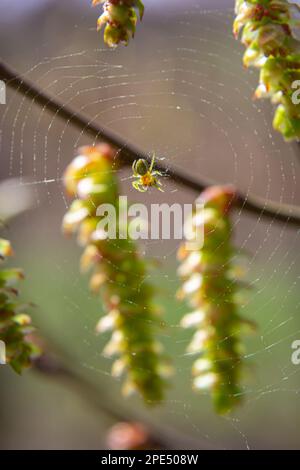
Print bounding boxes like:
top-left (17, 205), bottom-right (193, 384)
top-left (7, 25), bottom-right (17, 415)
top-left (1, 61), bottom-right (300, 227)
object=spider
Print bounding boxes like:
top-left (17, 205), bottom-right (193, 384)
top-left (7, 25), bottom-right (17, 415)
top-left (131, 154), bottom-right (164, 192)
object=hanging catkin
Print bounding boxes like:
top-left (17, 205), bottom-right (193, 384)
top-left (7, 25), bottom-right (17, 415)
top-left (92, 0), bottom-right (144, 47)
top-left (177, 186), bottom-right (255, 414)
top-left (234, 0), bottom-right (300, 140)
top-left (63, 144), bottom-right (170, 403)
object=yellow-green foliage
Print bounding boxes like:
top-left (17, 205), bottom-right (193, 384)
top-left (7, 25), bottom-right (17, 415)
top-left (0, 239), bottom-right (40, 373)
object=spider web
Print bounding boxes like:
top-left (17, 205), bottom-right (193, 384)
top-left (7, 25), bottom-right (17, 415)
top-left (0, 1), bottom-right (299, 450)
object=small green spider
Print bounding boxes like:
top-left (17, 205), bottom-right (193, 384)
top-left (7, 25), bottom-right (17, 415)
top-left (131, 154), bottom-right (164, 192)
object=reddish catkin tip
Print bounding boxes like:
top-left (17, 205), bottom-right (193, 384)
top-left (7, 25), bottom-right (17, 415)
top-left (107, 422), bottom-right (150, 450)
top-left (198, 185), bottom-right (237, 214)
top-left (78, 143), bottom-right (117, 162)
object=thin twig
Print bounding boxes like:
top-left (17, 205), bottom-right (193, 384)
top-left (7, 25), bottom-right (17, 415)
top-left (1, 61), bottom-right (300, 227)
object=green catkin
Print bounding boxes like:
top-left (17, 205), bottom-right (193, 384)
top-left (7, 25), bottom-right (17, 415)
top-left (177, 186), bottom-right (255, 414)
top-left (234, 0), bottom-right (300, 140)
top-left (92, 0), bottom-right (144, 47)
top-left (62, 144), bottom-right (170, 403)
top-left (0, 238), bottom-right (40, 373)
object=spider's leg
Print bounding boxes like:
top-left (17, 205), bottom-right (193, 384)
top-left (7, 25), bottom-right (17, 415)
top-left (149, 153), bottom-right (155, 173)
top-left (132, 181), bottom-right (147, 192)
top-left (152, 171), bottom-right (164, 177)
top-left (154, 181), bottom-right (164, 192)
top-left (132, 160), bottom-right (137, 176)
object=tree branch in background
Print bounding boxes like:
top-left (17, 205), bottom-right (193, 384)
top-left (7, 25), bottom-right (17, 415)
top-left (1, 61), bottom-right (300, 226)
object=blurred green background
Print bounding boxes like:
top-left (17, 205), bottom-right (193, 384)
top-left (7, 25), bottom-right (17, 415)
top-left (0, 0), bottom-right (299, 449)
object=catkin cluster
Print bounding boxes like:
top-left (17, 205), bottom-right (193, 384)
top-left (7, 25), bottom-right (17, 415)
top-left (62, 144), bottom-right (169, 403)
top-left (92, 0), bottom-right (144, 47)
top-left (0, 238), bottom-right (40, 373)
top-left (177, 186), bottom-right (254, 414)
top-left (234, 0), bottom-right (300, 140)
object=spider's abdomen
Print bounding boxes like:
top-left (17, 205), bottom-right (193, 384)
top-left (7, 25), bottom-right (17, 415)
top-left (135, 159), bottom-right (149, 176)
